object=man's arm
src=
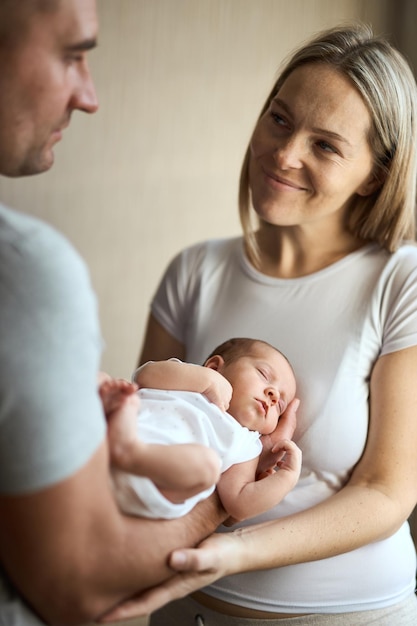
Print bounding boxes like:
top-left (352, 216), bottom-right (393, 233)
top-left (0, 440), bottom-right (226, 626)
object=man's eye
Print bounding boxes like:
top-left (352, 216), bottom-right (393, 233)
top-left (270, 112), bottom-right (286, 126)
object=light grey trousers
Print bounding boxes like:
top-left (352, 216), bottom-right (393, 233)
top-left (150, 593), bottom-right (417, 626)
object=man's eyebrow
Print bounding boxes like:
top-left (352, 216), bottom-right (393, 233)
top-left (66, 38), bottom-right (97, 52)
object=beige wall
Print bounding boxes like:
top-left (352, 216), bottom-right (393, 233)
top-left (0, 0), bottom-right (389, 378)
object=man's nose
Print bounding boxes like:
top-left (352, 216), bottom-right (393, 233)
top-left (71, 63), bottom-right (99, 115)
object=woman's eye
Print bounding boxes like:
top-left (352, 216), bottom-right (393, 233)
top-left (317, 140), bottom-right (337, 154)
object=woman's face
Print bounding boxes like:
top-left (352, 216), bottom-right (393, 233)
top-left (249, 63), bottom-right (378, 230)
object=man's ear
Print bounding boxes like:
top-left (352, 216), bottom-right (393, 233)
top-left (357, 167), bottom-right (386, 197)
top-left (204, 355), bottom-right (225, 371)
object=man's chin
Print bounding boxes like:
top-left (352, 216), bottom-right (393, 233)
top-left (15, 151), bottom-right (55, 177)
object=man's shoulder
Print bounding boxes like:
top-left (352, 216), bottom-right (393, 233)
top-left (0, 202), bottom-right (72, 252)
top-left (0, 203), bottom-right (87, 286)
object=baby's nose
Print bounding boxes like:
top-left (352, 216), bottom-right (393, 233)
top-left (267, 388), bottom-right (278, 404)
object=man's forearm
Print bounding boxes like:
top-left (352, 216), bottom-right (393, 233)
top-left (87, 492), bottom-right (227, 620)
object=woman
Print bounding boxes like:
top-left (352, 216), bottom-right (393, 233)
top-left (124, 24), bottom-right (417, 626)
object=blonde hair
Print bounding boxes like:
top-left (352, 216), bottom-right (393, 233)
top-left (239, 24), bottom-right (417, 264)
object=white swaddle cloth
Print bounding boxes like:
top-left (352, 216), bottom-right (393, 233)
top-left (112, 388), bottom-right (261, 519)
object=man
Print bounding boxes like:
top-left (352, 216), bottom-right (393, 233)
top-left (0, 1), bottom-right (225, 624)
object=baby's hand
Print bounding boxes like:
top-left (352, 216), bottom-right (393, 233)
top-left (202, 369), bottom-right (233, 412)
top-left (257, 397), bottom-right (299, 477)
top-left (274, 439), bottom-right (302, 485)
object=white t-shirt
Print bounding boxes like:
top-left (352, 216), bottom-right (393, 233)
top-left (151, 236), bottom-right (417, 613)
top-left (112, 388), bottom-right (261, 518)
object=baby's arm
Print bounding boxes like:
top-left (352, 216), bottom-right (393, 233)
top-left (217, 440), bottom-right (302, 522)
top-left (134, 360), bottom-right (232, 412)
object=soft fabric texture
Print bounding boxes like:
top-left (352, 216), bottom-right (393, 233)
top-left (150, 593), bottom-right (417, 625)
top-left (112, 388), bottom-right (261, 518)
top-left (0, 203), bottom-right (105, 624)
top-left (150, 236), bottom-right (417, 613)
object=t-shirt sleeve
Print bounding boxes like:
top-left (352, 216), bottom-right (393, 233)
top-left (379, 245), bottom-right (417, 356)
top-left (151, 242), bottom-right (206, 343)
top-left (0, 214), bottom-right (105, 494)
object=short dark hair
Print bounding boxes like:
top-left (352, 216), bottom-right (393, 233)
top-left (0, 0), bottom-right (60, 48)
top-left (205, 337), bottom-right (291, 369)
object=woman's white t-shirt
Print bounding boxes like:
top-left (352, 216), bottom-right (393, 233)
top-left (150, 236), bottom-right (417, 613)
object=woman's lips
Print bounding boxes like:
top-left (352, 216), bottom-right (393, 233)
top-left (262, 167), bottom-right (306, 191)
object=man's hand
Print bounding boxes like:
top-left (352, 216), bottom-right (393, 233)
top-left (97, 532), bottom-right (238, 623)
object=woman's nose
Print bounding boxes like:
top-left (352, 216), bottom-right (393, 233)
top-left (273, 135), bottom-right (304, 169)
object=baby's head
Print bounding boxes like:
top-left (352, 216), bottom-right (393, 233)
top-left (204, 338), bottom-right (296, 435)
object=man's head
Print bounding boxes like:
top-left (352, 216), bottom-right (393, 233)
top-left (204, 338), bottom-right (296, 435)
top-left (0, 0), bottom-right (98, 177)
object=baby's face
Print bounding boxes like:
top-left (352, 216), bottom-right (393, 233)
top-left (220, 344), bottom-right (296, 435)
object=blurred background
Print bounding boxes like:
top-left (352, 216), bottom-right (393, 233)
top-left (0, 0), bottom-right (414, 378)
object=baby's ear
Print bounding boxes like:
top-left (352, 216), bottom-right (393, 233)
top-left (204, 354), bottom-right (225, 371)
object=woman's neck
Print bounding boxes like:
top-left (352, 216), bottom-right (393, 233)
top-left (254, 224), bottom-right (365, 279)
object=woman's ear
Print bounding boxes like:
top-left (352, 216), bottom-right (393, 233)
top-left (204, 355), bottom-right (225, 371)
top-left (357, 167), bottom-right (386, 197)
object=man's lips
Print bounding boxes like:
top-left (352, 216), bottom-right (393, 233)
top-left (54, 118), bottom-right (71, 137)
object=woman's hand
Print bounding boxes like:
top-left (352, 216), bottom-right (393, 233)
top-left (257, 397), bottom-right (299, 478)
top-left (97, 531), bottom-right (241, 622)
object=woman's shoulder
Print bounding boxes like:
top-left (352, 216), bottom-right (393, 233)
top-left (170, 235), bottom-right (243, 272)
top-left (182, 235), bottom-right (242, 258)
top-left (384, 241), bottom-right (417, 273)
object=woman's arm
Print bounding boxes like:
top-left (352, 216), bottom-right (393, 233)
top-left (101, 345), bottom-right (417, 621)
top-left (139, 314), bottom-right (185, 364)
